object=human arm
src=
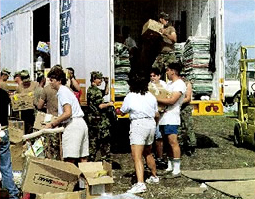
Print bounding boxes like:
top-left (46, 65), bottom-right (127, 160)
top-left (103, 77), bottom-right (110, 95)
top-left (37, 98), bottom-right (45, 110)
top-left (70, 78), bottom-right (81, 92)
top-left (182, 82), bottom-right (192, 104)
top-left (157, 91), bottom-right (182, 105)
top-left (160, 28), bottom-right (177, 43)
top-left (45, 104), bottom-right (71, 128)
top-left (99, 101), bottom-right (114, 109)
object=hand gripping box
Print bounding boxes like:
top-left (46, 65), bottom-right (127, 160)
top-left (21, 157), bottom-right (81, 194)
top-left (79, 161), bottom-right (114, 199)
top-left (33, 112), bottom-right (58, 130)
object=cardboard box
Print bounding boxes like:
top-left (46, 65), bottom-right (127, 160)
top-left (142, 19), bottom-right (163, 38)
top-left (8, 120), bottom-right (24, 143)
top-left (148, 82), bottom-right (172, 112)
top-left (79, 162), bottom-right (114, 199)
top-left (10, 92), bottom-right (34, 111)
top-left (36, 191), bottom-right (86, 199)
top-left (33, 112), bottom-right (58, 130)
top-left (21, 157), bottom-right (81, 194)
top-left (10, 142), bottom-right (25, 171)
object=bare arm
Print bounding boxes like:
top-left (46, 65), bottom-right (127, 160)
top-left (46, 104), bottom-right (72, 128)
top-left (104, 77), bottom-right (110, 95)
top-left (161, 28), bottom-right (177, 43)
top-left (99, 101), bottom-right (114, 109)
top-left (37, 98), bottom-right (45, 110)
top-left (157, 91), bottom-right (182, 105)
top-left (71, 78), bottom-right (81, 91)
top-left (183, 82), bottom-right (192, 104)
top-left (165, 31), bottom-right (177, 43)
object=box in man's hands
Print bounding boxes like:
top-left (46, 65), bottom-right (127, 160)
top-left (142, 19), bottom-right (163, 39)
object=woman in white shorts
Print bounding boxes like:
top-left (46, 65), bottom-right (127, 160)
top-left (46, 65), bottom-right (89, 164)
top-left (120, 72), bottom-right (159, 194)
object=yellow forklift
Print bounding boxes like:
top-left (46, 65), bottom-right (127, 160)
top-left (234, 46), bottom-right (255, 147)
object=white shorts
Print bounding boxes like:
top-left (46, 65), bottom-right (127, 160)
top-left (62, 117), bottom-right (89, 158)
top-left (129, 118), bottom-right (156, 145)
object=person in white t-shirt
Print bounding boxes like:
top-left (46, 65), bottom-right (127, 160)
top-left (45, 65), bottom-right (89, 165)
top-left (120, 72), bottom-right (159, 194)
top-left (148, 68), bottom-right (167, 169)
top-left (157, 62), bottom-right (186, 178)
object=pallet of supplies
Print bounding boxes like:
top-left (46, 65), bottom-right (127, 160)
top-left (10, 92), bottom-right (34, 111)
top-left (141, 19), bottom-right (163, 38)
top-left (33, 112), bottom-right (58, 130)
top-left (21, 157), bottom-right (81, 194)
top-left (79, 161), bottom-right (114, 199)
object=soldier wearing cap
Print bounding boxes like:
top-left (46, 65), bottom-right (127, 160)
top-left (87, 71), bottom-right (114, 162)
top-left (152, 11), bottom-right (177, 77)
top-left (14, 71), bottom-right (22, 86)
top-left (16, 70), bottom-right (38, 134)
top-left (16, 70), bottom-right (38, 93)
top-left (0, 68), bottom-right (11, 91)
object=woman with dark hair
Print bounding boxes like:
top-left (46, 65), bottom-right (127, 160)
top-left (120, 72), bottom-right (159, 194)
top-left (66, 67), bottom-right (81, 102)
top-left (46, 65), bottom-right (89, 164)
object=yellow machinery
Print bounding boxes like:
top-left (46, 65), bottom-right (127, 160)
top-left (234, 46), bottom-right (255, 147)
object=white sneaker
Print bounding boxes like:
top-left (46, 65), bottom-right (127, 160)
top-left (127, 182), bottom-right (146, 194)
top-left (165, 160), bottom-right (173, 171)
top-left (145, 176), bottom-right (159, 184)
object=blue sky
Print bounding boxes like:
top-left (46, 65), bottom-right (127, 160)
top-left (1, 0), bottom-right (255, 46)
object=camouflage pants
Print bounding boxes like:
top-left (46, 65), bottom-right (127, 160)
top-left (44, 134), bottom-right (61, 160)
top-left (152, 52), bottom-right (176, 73)
top-left (88, 124), bottom-right (111, 162)
top-left (179, 105), bottom-right (197, 147)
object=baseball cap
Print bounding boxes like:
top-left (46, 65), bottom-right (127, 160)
top-left (1, 68), bottom-right (11, 76)
top-left (20, 70), bottom-right (31, 82)
top-left (159, 12), bottom-right (170, 20)
top-left (91, 71), bottom-right (103, 79)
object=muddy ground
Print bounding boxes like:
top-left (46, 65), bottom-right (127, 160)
top-left (109, 115), bottom-right (255, 199)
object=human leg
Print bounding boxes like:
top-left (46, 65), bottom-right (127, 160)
top-left (99, 126), bottom-right (111, 162)
top-left (0, 130), bottom-right (19, 199)
top-left (131, 145), bottom-right (145, 183)
top-left (167, 134), bottom-right (181, 175)
top-left (143, 145), bottom-right (157, 177)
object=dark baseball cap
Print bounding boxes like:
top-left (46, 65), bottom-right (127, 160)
top-left (159, 12), bottom-right (170, 20)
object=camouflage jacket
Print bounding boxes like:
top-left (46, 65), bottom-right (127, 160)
top-left (87, 85), bottom-right (105, 115)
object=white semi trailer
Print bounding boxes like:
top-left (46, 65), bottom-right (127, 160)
top-left (1, 0), bottom-right (225, 116)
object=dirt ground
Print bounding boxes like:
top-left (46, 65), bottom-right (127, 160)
top-left (109, 115), bottom-right (255, 199)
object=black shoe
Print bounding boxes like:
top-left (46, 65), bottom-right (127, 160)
top-left (156, 158), bottom-right (167, 169)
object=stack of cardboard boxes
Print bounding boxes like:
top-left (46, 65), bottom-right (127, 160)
top-left (21, 157), bottom-right (114, 199)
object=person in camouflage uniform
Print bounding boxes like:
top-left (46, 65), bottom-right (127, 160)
top-left (87, 71), bottom-right (114, 162)
top-left (152, 12), bottom-right (177, 77)
top-left (180, 77), bottom-right (197, 155)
